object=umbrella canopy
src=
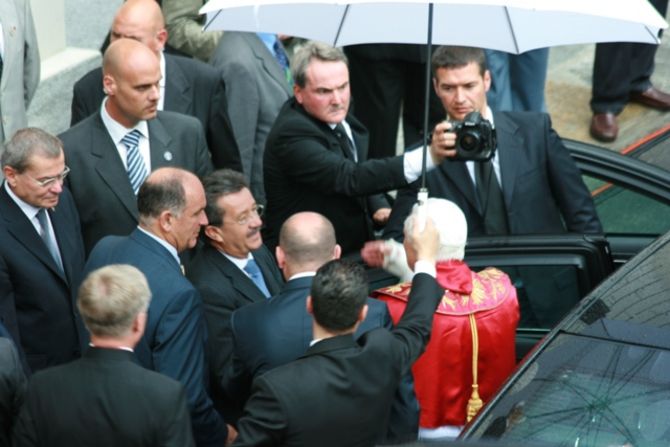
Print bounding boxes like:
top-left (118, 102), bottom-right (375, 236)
top-left (201, 0), bottom-right (668, 52)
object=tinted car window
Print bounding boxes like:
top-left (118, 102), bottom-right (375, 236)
top-left (584, 174), bottom-right (670, 235)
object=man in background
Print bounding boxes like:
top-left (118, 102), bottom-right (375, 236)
top-left (13, 264), bottom-right (194, 447)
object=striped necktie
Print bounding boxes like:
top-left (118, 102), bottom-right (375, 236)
top-left (273, 39), bottom-right (292, 87)
top-left (121, 129), bottom-right (148, 194)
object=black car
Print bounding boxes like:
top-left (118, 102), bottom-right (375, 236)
top-left (459, 228), bottom-right (670, 446)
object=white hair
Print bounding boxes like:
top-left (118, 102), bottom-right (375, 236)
top-left (404, 198), bottom-right (467, 261)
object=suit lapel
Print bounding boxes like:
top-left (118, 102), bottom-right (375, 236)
top-left (246, 33), bottom-right (292, 96)
top-left (163, 55), bottom-right (192, 115)
top-left (90, 115), bottom-right (139, 220)
top-left (436, 160), bottom-right (479, 212)
top-left (148, 114), bottom-right (175, 169)
top-left (493, 112), bottom-right (522, 207)
top-left (207, 247), bottom-right (267, 304)
top-left (0, 187), bottom-right (68, 284)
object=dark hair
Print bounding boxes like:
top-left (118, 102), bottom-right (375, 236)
top-left (431, 46), bottom-right (487, 77)
top-left (202, 169), bottom-right (249, 226)
top-left (137, 176), bottom-right (185, 223)
top-left (310, 260), bottom-right (367, 332)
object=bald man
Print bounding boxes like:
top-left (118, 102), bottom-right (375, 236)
top-left (227, 212), bottom-right (421, 443)
top-left (70, 0), bottom-right (240, 172)
top-left (60, 38), bottom-right (213, 254)
top-left (84, 168), bottom-right (232, 447)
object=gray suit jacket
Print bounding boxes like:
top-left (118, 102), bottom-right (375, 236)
top-left (210, 32), bottom-right (292, 205)
top-left (60, 111), bottom-right (213, 254)
top-left (0, 0), bottom-right (39, 147)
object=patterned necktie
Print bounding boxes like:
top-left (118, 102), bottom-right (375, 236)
top-left (121, 129), bottom-right (148, 194)
top-left (37, 209), bottom-right (64, 273)
top-left (244, 258), bottom-right (271, 298)
top-left (273, 38), bottom-right (293, 86)
top-left (475, 160), bottom-right (509, 235)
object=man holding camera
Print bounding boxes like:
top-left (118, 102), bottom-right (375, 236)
top-left (385, 45), bottom-right (602, 240)
top-left (263, 41), bottom-right (451, 257)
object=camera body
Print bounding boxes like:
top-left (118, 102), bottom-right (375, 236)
top-left (449, 111), bottom-right (497, 161)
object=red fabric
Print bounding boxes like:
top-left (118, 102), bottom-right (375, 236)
top-left (372, 261), bottom-right (519, 428)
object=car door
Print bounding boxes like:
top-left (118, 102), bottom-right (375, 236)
top-left (464, 234), bottom-right (614, 360)
top-left (565, 139), bottom-right (670, 266)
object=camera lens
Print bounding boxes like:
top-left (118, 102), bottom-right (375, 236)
top-left (458, 132), bottom-right (480, 152)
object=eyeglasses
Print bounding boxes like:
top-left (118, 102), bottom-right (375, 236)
top-left (26, 166), bottom-right (71, 188)
top-left (231, 204), bottom-right (264, 226)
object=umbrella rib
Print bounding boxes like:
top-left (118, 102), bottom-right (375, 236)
top-left (333, 4), bottom-right (350, 46)
top-left (645, 25), bottom-right (661, 44)
top-left (503, 7), bottom-right (520, 54)
top-left (203, 9), bottom-right (222, 32)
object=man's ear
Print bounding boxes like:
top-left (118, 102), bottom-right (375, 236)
top-left (333, 244), bottom-right (342, 260)
top-left (294, 84), bottom-right (303, 104)
top-left (203, 225), bottom-right (223, 243)
top-left (483, 69), bottom-right (492, 93)
top-left (358, 304), bottom-right (368, 323)
top-left (306, 295), bottom-right (314, 315)
top-left (157, 210), bottom-right (173, 232)
top-left (276, 245), bottom-right (286, 270)
top-left (103, 74), bottom-right (115, 96)
top-left (156, 28), bottom-right (168, 50)
top-left (432, 76), bottom-right (439, 95)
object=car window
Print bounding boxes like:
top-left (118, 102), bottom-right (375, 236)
top-left (584, 174), bottom-right (670, 235)
top-left (470, 332), bottom-right (670, 446)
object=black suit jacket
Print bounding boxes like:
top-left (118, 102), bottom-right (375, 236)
top-left (70, 53), bottom-right (241, 171)
top-left (0, 335), bottom-right (25, 447)
top-left (233, 273), bottom-right (443, 446)
top-left (186, 244), bottom-right (283, 416)
top-left (263, 97), bottom-right (408, 256)
top-left (385, 111), bottom-right (602, 239)
top-left (229, 275), bottom-right (420, 443)
top-left (60, 110), bottom-right (213, 254)
top-left (13, 347), bottom-right (194, 447)
top-left (0, 186), bottom-right (86, 373)
top-left (85, 229), bottom-right (227, 447)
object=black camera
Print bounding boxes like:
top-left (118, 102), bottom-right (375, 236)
top-left (449, 111), bottom-right (496, 161)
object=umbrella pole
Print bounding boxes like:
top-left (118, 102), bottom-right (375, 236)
top-left (418, 3), bottom-right (433, 209)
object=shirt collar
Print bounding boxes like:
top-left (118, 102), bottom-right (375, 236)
top-left (256, 33), bottom-right (278, 55)
top-left (136, 226), bottom-right (181, 266)
top-left (220, 250), bottom-right (254, 271)
top-left (100, 97), bottom-right (149, 145)
top-left (4, 181), bottom-right (43, 221)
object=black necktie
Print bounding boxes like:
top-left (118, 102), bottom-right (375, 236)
top-left (37, 209), bottom-right (64, 273)
top-left (334, 123), bottom-right (357, 161)
top-left (475, 160), bottom-right (509, 235)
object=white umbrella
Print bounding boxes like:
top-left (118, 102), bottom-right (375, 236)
top-left (200, 0), bottom-right (668, 50)
top-left (200, 0), bottom-right (668, 187)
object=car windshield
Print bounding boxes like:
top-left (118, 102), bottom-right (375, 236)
top-left (466, 232), bottom-right (670, 446)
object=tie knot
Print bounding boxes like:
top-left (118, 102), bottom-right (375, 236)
top-left (244, 258), bottom-right (261, 276)
top-left (121, 129), bottom-right (142, 148)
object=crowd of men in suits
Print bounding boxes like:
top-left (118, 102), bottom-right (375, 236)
top-left (0, 0), bottom-right (607, 445)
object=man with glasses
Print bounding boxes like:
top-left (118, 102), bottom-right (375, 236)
top-left (0, 127), bottom-right (86, 373)
top-left (187, 169), bottom-right (283, 423)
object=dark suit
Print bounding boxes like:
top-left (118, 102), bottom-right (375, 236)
top-left (345, 44), bottom-right (444, 157)
top-left (70, 53), bottom-right (241, 171)
top-left (0, 334), bottom-right (25, 447)
top-left (187, 243), bottom-right (283, 418)
top-left (84, 229), bottom-right (227, 447)
top-left (0, 185), bottom-right (85, 373)
top-left (230, 275), bottom-right (420, 443)
top-left (60, 111), bottom-right (213, 254)
top-left (263, 97), bottom-right (408, 255)
top-left (234, 273), bottom-right (443, 446)
top-left (384, 111), bottom-right (602, 327)
top-left (13, 347), bottom-right (194, 447)
top-left (384, 111), bottom-right (602, 239)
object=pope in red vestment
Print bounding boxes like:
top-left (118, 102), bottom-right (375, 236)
top-left (372, 256), bottom-right (519, 429)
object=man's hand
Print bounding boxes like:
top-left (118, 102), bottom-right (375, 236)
top-left (360, 240), bottom-right (390, 268)
top-left (429, 121), bottom-right (457, 165)
top-left (225, 424), bottom-right (238, 446)
top-left (372, 207), bottom-right (391, 225)
top-left (409, 216), bottom-right (439, 264)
